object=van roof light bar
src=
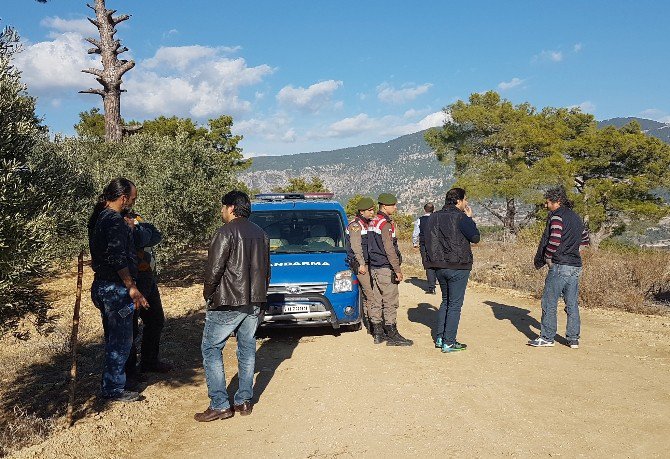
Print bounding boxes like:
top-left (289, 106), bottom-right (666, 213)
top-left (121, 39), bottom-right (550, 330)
top-left (254, 192), bottom-right (335, 201)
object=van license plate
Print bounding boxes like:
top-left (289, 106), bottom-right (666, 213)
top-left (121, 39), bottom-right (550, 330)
top-left (283, 304), bottom-right (309, 313)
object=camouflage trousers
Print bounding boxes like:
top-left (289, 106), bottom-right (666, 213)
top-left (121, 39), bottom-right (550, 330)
top-left (357, 267), bottom-right (374, 319)
top-left (369, 267), bottom-right (399, 325)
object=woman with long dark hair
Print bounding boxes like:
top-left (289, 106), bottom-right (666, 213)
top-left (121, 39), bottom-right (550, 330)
top-left (88, 177), bottom-right (148, 402)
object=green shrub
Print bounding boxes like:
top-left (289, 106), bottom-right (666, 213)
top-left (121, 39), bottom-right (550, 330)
top-left (59, 133), bottom-right (249, 267)
top-left (0, 27), bottom-right (95, 334)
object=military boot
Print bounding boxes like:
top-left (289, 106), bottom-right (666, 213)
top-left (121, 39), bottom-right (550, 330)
top-left (372, 323), bottom-right (386, 344)
top-left (384, 323), bottom-right (414, 346)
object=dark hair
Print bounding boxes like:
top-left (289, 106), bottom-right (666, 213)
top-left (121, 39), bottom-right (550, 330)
top-left (424, 202), bottom-right (435, 213)
top-left (222, 190), bottom-right (251, 218)
top-left (544, 186), bottom-right (573, 208)
top-left (87, 178), bottom-right (135, 229)
top-left (445, 188), bottom-right (466, 206)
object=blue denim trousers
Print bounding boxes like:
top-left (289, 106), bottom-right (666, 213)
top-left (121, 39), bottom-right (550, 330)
top-left (540, 264), bottom-right (582, 341)
top-left (91, 279), bottom-right (134, 397)
top-left (435, 268), bottom-right (471, 345)
top-left (201, 306), bottom-right (260, 410)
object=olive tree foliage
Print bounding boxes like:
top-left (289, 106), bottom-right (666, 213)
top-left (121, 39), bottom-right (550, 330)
top-left (0, 27), bottom-right (95, 334)
top-left (58, 128), bottom-right (250, 267)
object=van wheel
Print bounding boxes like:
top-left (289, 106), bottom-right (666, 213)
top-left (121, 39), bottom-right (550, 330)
top-left (345, 321), bottom-right (362, 332)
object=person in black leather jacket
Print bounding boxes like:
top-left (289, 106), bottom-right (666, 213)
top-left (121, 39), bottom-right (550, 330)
top-left (195, 190), bottom-right (270, 422)
top-left (425, 187), bottom-right (480, 353)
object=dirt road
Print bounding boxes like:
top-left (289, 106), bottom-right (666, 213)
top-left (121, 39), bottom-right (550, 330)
top-left (13, 279), bottom-right (670, 458)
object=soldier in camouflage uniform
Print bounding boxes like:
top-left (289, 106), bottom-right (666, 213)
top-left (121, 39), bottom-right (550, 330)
top-left (346, 197), bottom-right (376, 332)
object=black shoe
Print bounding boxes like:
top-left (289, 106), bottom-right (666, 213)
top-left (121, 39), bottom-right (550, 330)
top-left (384, 324), bottom-right (413, 346)
top-left (372, 323), bottom-right (386, 345)
top-left (103, 390), bottom-right (142, 402)
top-left (140, 360), bottom-right (173, 373)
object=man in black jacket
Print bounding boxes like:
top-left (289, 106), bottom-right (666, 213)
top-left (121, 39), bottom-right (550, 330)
top-left (425, 188), bottom-right (480, 353)
top-left (529, 187), bottom-right (589, 349)
top-left (195, 190), bottom-right (270, 422)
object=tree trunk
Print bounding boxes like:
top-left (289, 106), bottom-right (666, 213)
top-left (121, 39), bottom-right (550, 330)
top-left (503, 198), bottom-right (518, 234)
top-left (79, 0), bottom-right (135, 142)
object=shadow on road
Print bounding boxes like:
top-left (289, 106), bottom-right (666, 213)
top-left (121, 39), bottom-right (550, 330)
top-left (405, 276), bottom-right (429, 291)
top-left (484, 300), bottom-right (571, 346)
top-left (226, 327), bottom-right (341, 404)
top-left (407, 302), bottom-right (438, 339)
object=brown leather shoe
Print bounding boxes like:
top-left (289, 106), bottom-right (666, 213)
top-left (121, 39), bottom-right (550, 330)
top-left (194, 407), bottom-right (234, 422)
top-left (234, 401), bottom-right (253, 416)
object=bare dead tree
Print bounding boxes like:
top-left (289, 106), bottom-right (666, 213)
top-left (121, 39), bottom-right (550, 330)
top-left (79, 0), bottom-right (140, 142)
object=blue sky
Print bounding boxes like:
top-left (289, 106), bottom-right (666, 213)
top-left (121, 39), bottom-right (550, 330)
top-left (4, 0), bottom-right (669, 156)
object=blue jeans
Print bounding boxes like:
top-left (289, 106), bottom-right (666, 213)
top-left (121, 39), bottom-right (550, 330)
top-left (91, 279), bottom-right (134, 397)
top-left (540, 264), bottom-right (582, 341)
top-left (435, 269), bottom-right (471, 345)
top-left (201, 307), bottom-right (260, 410)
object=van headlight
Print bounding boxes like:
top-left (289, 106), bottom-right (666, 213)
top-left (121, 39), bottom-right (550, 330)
top-left (333, 270), bottom-right (353, 293)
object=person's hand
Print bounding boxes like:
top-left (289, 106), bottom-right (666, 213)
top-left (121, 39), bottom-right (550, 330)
top-left (413, 245), bottom-right (419, 252)
top-left (358, 265), bottom-right (367, 275)
top-left (545, 258), bottom-right (553, 268)
top-left (129, 285), bottom-right (149, 309)
top-left (124, 216), bottom-right (136, 229)
top-left (395, 271), bottom-right (404, 282)
top-left (464, 205), bottom-right (473, 218)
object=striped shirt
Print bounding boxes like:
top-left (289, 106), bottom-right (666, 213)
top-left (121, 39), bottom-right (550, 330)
top-left (544, 215), bottom-right (591, 261)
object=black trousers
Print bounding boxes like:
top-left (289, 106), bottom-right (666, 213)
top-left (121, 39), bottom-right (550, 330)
top-left (419, 244), bottom-right (437, 290)
top-left (125, 276), bottom-right (165, 374)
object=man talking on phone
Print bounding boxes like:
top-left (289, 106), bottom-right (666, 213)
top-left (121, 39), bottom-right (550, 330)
top-left (425, 188), bottom-right (480, 353)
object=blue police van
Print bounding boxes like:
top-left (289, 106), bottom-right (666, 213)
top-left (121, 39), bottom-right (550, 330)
top-left (250, 193), bottom-right (362, 330)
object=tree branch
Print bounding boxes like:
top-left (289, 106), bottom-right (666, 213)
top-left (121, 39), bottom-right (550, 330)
top-left (87, 47), bottom-right (101, 55)
top-left (82, 68), bottom-right (104, 78)
top-left (112, 14), bottom-right (131, 25)
top-left (86, 17), bottom-right (100, 28)
top-left (86, 3), bottom-right (95, 11)
top-left (79, 88), bottom-right (104, 96)
top-left (84, 37), bottom-right (102, 48)
top-left (117, 60), bottom-right (135, 77)
top-left (481, 200), bottom-right (505, 223)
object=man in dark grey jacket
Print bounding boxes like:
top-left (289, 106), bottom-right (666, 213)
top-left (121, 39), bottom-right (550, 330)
top-left (529, 187), bottom-right (589, 349)
top-left (195, 190), bottom-right (270, 422)
top-left (425, 188), bottom-right (480, 353)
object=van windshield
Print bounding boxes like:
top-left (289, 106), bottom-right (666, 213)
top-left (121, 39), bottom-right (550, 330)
top-left (249, 210), bottom-right (347, 253)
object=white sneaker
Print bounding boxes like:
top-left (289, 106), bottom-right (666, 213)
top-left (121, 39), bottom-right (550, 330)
top-left (527, 337), bottom-right (555, 347)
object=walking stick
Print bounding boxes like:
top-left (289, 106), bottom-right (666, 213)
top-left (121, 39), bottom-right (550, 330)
top-left (67, 250), bottom-right (84, 427)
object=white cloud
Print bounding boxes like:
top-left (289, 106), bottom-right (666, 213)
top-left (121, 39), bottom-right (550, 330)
top-left (276, 80), bottom-right (343, 112)
top-left (235, 114), bottom-right (297, 144)
top-left (14, 32), bottom-right (100, 95)
top-left (322, 110), bottom-right (449, 139)
top-left (497, 77), bottom-right (525, 90)
top-left (40, 16), bottom-right (95, 37)
top-left (569, 101), bottom-right (596, 113)
top-left (640, 109), bottom-right (670, 123)
top-left (377, 82), bottom-right (432, 104)
top-left (325, 114), bottom-right (381, 137)
top-left (14, 26), bottom-right (270, 120)
top-left (573, 43), bottom-right (583, 52)
top-left (535, 50), bottom-right (564, 62)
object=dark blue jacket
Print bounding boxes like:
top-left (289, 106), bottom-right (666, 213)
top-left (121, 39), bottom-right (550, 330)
top-left (89, 208), bottom-right (137, 283)
top-left (534, 206), bottom-right (586, 268)
top-left (424, 205), bottom-right (480, 270)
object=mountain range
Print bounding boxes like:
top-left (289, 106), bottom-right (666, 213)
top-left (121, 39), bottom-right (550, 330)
top-left (241, 117), bottom-right (670, 216)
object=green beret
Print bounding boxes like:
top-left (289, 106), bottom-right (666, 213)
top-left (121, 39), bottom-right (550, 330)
top-left (377, 193), bottom-right (398, 205)
top-left (356, 197), bottom-right (376, 211)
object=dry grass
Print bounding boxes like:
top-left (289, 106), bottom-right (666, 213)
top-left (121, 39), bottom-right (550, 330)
top-left (0, 406), bottom-right (58, 457)
top-left (466, 241), bottom-right (670, 315)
